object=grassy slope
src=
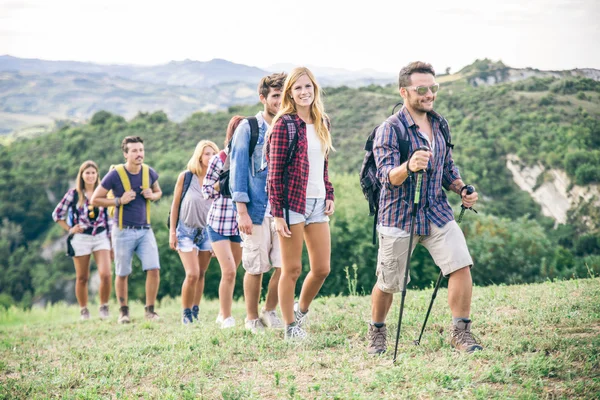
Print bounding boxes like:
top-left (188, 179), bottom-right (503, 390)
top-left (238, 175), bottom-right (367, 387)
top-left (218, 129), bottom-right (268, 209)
top-left (1, 278), bottom-right (599, 399)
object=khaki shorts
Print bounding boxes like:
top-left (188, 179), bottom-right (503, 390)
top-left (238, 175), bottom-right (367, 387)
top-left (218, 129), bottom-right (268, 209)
top-left (240, 217), bottom-right (282, 275)
top-left (376, 220), bottom-right (473, 293)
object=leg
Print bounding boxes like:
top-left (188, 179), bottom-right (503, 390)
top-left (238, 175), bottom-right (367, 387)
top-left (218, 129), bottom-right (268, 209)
top-left (244, 272), bottom-right (262, 321)
top-left (448, 266), bottom-right (472, 318)
top-left (93, 249), bottom-right (112, 305)
top-left (277, 223), bottom-right (305, 325)
top-left (211, 240), bottom-right (239, 319)
top-left (145, 269), bottom-right (160, 307)
top-left (73, 255), bottom-right (91, 307)
top-left (179, 250), bottom-right (200, 309)
top-left (371, 285), bottom-right (394, 323)
top-left (115, 275), bottom-right (128, 306)
top-left (193, 251), bottom-right (212, 306)
top-left (264, 268), bottom-right (281, 311)
top-left (298, 222), bottom-right (331, 312)
top-left (136, 229), bottom-right (161, 307)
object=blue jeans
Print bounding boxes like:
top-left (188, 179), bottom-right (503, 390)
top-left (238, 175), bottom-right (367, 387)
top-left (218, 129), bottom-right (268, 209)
top-left (206, 225), bottom-right (242, 243)
top-left (111, 227), bottom-right (160, 277)
top-left (288, 198), bottom-right (330, 226)
top-left (176, 222), bottom-right (212, 252)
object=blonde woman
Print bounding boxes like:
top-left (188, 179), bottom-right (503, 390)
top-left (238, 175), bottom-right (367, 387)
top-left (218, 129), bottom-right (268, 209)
top-left (266, 67), bottom-right (335, 340)
top-left (52, 161), bottom-right (112, 320)
top-left (169, 140), bottom-right (219, 324)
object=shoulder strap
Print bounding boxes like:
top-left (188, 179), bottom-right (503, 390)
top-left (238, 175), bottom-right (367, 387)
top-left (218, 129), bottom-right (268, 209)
top-left (385, 114), bottom-right (410, 162)
top-left (247, 117), bottom-right (259, 157)
top-left (142, 164), bottom-right (151, 225)
top-left (181, 171), bottom-right (193, 201)
top-left (114, 165), bottom-right (130, 229)
top-left (71, 190), bottom-right (79, 225)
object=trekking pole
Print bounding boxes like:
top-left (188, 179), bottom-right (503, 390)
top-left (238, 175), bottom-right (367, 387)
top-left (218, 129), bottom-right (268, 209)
top-left (393, 146), bottom-right (428, 363)
top-left (413, 185), bottom-right (476, 346)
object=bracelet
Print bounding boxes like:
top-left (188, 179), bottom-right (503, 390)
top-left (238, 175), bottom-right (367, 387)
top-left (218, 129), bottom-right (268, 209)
top-left (114, 197), bottom-right (120, 207)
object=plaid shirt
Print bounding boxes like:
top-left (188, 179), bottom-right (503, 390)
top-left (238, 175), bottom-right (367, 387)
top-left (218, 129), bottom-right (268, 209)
top-left (202, 152), bottom-right (239, 236)
top-left (374, 107), bottom-right (461, 236)
top-left (52, 188), bottom-right (112, 236)
top-left (266, 114), bottom-right (334, 218)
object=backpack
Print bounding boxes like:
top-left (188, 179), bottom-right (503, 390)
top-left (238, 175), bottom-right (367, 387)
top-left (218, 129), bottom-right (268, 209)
top-left (166, 170), bottom-right (193, 229)
top-left (359, 103), bottom-right (453, 244)
top-left (217, 116), bottom-right (259, 197)
top-left (111, 163), bottom-right (151, 229)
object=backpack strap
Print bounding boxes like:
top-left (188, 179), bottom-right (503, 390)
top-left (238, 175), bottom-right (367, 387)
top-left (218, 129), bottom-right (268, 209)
top-left (384, 114), bottom-right (410, 163)
top-left (114, 165), bottom-right (130, 230)
top-left (70, 190), bottom-right (80, 225)
top-left (141, 164), bottom-right (151, 225)
top-left (247, 117), bottom-right (259, 157)
top-left (281, 115), bottom-right (300, 227)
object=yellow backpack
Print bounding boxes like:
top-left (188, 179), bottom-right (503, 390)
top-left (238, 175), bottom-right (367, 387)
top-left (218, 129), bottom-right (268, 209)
top-left (109, 164), bottom-right (151, 229)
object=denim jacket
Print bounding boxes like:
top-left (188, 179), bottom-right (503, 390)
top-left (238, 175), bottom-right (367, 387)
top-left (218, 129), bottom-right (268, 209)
top-left (230, 111), bottom-right (269, 225)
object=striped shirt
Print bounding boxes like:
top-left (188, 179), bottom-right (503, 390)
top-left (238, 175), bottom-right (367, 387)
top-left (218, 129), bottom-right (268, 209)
top-left (52, 188), bottom-right (112, 236)
top-left (202, 152), bottom-right (239, 236)
top-left (373, 107), bottom-right (461, 236)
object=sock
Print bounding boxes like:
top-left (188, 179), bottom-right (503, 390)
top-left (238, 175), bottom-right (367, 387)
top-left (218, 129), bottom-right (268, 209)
top-left (192, 305), bottom-right (199, 318)
top-left (286, 322), bottom-right (297, 330)
top-left (371, 322), bottom-right (385, 328)
top-left (452, 317), bottom-right (471, 326)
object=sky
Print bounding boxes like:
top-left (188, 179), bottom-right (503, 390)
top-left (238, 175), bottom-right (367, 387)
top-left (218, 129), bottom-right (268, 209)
top-left (0, 0), bottom-right (598, 74)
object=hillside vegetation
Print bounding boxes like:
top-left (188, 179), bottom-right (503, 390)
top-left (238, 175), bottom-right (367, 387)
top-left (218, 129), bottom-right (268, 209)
top-left (1, 278), bottom-right (598, 399)
top-left (0, 62), bottom-right (599, 308)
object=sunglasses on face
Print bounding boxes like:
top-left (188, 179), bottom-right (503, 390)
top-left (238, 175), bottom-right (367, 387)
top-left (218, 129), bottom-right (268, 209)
top-left (404, 84), bottom-right (440, 95)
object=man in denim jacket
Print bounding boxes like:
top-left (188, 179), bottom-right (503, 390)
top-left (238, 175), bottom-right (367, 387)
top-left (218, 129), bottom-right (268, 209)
top-left (230, 72), bottom-right (287, 332)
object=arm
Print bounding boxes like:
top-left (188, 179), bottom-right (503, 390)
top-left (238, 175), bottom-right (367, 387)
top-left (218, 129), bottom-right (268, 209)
top-left (202, 155), bottom-right (221, 199)
top-left (169, 172), bottom-right (185, 249)
top-left (230, 120), bottom-right (251, 204)
top-left (91, 185), bottom-right (114, 208)
top-left (266, 118), bottom-right (289, 218)
top-left (374, 123), bottom-right (409, 187)
top-left (141, 180), bottom-right (162, 201)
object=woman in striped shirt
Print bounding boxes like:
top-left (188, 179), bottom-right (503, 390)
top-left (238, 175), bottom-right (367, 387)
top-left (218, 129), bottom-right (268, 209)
top-left (52, 160), bottom-right (112, 320)
top-left (202, 117), bottom-right (244, 329)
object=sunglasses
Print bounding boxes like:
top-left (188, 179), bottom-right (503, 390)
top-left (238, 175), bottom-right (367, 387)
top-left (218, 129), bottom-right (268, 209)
top-left (404, 84), bottom-right (440, 96)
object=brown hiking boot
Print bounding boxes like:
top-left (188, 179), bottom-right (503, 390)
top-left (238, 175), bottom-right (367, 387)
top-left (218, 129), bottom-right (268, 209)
top-left (80, 307), bottom-right (90, 321)
top-left (367, 323), bottom-right (387, 355)
top-left (118, 306), bottom-right (130, 324)
top-left (99, 304), bottom-right (109, 320)
top-left (145, 305), bottom-right (160, 321)
top-left (449, 319), bottom-right (483, 353)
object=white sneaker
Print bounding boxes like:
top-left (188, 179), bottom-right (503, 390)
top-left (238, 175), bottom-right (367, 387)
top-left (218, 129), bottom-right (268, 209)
top-left (284, 324), bottom-right (307, 341)
top-left (220, 316), bottom-right (235, 329)
top-left (245, 318), bottom-right (266, 334)
top-left (293, 302), bottom-right (309, 327)
top-left (260, 309), bottom-right (283, 329)
top-left (215, 313), bottom-right (223, 325)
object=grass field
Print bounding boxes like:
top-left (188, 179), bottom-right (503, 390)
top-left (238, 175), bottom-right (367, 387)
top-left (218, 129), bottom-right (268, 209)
top-left (1, 278), bottom-right (599, 399)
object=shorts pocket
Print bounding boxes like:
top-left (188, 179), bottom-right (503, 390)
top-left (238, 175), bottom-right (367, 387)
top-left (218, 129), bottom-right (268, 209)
top-left (242, 242), bottom-right (262, 274)
top-left (378, 257), bottom-right (400, 292)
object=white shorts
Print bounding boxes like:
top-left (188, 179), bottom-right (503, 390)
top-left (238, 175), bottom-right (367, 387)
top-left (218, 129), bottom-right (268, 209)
top-left (71, 230), bottom-right (111, 257)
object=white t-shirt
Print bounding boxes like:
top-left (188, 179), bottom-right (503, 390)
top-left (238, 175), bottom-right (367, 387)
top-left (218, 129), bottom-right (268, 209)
top-left (305, 124), bottom-right (326, 198)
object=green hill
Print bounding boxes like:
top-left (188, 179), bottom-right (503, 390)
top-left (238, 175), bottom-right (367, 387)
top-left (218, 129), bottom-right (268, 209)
top-left (0, 68), bottom-right (599, 308)
top-left (1, 278), bottom-right (598, 399)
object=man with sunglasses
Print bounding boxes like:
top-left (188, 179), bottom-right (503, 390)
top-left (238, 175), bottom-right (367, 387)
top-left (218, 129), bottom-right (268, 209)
top-left (367, 61), bottom-right (482, 355)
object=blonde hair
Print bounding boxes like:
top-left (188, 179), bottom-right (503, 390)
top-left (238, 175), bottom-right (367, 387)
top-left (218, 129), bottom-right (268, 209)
top-left (75, 160), bottom-right (100, 207)
top-left (270, 67), bottom-right (334, 155)
top-left (187, 140), bottom-right (219, 176)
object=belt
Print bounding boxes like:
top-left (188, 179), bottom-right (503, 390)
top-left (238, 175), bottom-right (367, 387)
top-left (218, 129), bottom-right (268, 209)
top-left (82, 226), bottom-right (106, 235)
top-left (122, 225), bottom-right (151, 230)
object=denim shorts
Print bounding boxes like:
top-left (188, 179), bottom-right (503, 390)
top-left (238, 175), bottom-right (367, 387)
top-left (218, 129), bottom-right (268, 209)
top-left (288, 198), bottom-right (330, 226)
top-left (176, 221), bottom-right (212, 253)
top-left (111, 227), bottom-right (160, 277)
top-left (205, 225), bottom-right (242, 243)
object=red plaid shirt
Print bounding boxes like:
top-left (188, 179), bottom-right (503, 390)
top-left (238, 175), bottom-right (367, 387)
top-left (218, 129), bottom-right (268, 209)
top-left (266, 114), bottom-right (334, 218)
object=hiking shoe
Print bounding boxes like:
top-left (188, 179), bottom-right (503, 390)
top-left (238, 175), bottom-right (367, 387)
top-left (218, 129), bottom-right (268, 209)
top-left (284, 324), bottom-right (307, 341)
top-left (99, 304), bottom-right (109, 320)
top-left (260, 309), bottom-right (283, 329)
top-left (293, 302), bottom-right (309, 327)
top-left (145, 305), bottom-right (160, 321)
top-left (182, 308), bottom-right (194, 325)
top-left (192, 305), bottom-right (200, 321)
top-left (367, 323), bottom-right (387, 355)
top-left (215, 313), bottom-right (224, 325)
top-left (220, 316), bottom-right (236, 329)
top-left (245, 318), bottom-right (266, 334)
top-left (449, 319), bottom-right (483, 353)
top-left (118, 306), bottom-right (130, 324)
top-left (80, 307), bottom-right (90, 321)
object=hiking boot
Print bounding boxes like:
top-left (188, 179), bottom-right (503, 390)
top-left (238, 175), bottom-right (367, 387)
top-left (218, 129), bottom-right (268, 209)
top-left (245, 318), bottom-right (266, 334)
top-left (260, 309), bottom-right (283, 329)
top-left (80, 307), bottom-right (90, 321)
top-left (293, 302), bottom-right (309, 327)
top-left (367, 323), bottom-right (387, 355)
top-left (449, 319), bottom-right (483, 353)
top-left (284, 323), bottom-right (307, 341)
top-left (99, 304), bottom-right (109, 320)
top-left (145, 305), bottom-right (160, 321)
top-left (182, 308), bottom-right (194, 325)
top-left (192, 305), bottom-right (200, 321)
top-left (118, 306), bottom-right (130, 324)
top-left (220, 316), bottom-right (235, 329)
